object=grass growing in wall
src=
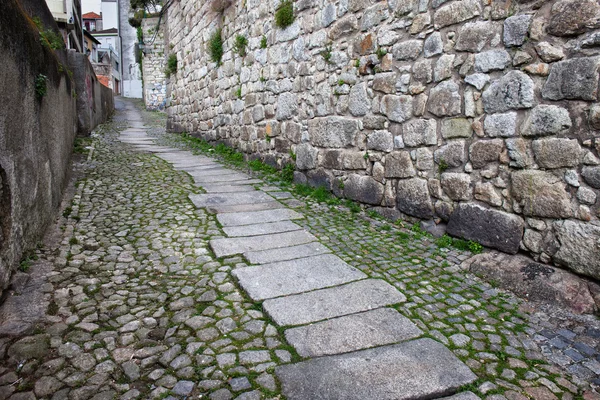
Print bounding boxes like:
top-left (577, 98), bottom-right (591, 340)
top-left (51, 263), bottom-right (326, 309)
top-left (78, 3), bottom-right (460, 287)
top-left (35, 74), bottom-right (48, 99)
top-left (274, 0), bottom-right (294, 29)
top-left (234, 34), bottom-right (248, 57)
top-left (165, 54), bottom-right (177, 77)
top-left (32, 17), bottom-right (65, 50)
top-left (209, 29), bottom-right (224, 65)
top-left (260, 35), bottom-right (268, 49)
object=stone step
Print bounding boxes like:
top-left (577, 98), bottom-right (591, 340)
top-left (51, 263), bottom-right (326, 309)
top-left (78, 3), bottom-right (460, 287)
top-left (244, 242), bottom-right (331, 264)
top-left (262, 279), bottom-right (406, 326)
top-left (176, 165), bottom-right (227, 173)
top-left (194, 179), bottom-right (263, 187)
top-left (207, 201), bottom-right (285, 214)
top-left (210, 230), bottom-right (317, 258)
top-left (284, 308), bottom-right (423, 358)
top-left (189, 192), bottom-right (275, 208)
top-left (217, 209), bottom-right (303, 227)
top-left (275, 338), bottom-right (477, 400)
top-left (232, 254), bottom-right (366, 301)
top-left (223, 221), bottom-right (302, 237)
top-left (185, 168), bottom-right (240, 177)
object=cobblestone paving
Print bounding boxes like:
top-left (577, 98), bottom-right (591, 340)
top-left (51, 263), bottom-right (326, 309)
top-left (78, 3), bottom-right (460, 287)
top-left (1, 98), bottom-right (599, 400)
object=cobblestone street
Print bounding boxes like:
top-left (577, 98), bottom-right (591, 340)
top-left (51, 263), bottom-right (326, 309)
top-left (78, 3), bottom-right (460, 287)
top-left (1, 98), bottom-right (600, 400)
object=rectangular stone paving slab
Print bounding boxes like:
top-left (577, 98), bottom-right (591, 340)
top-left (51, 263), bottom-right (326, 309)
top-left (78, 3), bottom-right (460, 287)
top-left (275, 338), bottom-right (477, 400)
top-left (192, 174), bottom-right (253, 184)
top-left (183, 167), bottom-right (239, 177)
top-left (223, 221), bottom-right (302, 237)
top-left (262, 279), bottom-right (406, 326)
top-left (201, 185), bottom-right (258, 193)
top-left (207, 201), bottom-right (285, 214)
top-left (210, 230), bottom-right (317, 258)
top-left (284, 308), bottom-right (423, 358)
top-left (244, 242), bottom-right (331, 264)
top-left (232, 254), bottom-right (366, 301)
top-left (217, 209), bottom-right (303, 227)
top-left (189, 192), bottom-right (275, 208)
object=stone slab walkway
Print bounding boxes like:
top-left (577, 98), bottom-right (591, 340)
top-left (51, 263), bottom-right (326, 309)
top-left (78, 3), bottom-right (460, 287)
top-left (120, 112), bottom-right (479, 399)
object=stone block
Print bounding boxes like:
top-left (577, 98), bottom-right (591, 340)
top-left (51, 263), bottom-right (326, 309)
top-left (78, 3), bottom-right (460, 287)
top-left (532, 138), bottom-right (581, 169)
top-left (547, 0), bottom-right (600, 37)
top-left (329, 15), bottom-right (359, 40)
top-left (396, 178), bottom-right (434, 218)
top-left (469, 139), bottom-right (503, 168)
top-left (232, 254), bottom-right (365, 301)
top-left (435, 140), bottom-right (466, 168)
top-left (582, 166), bottom-right (600, 189)
top-left (506, 138), bottom-right (532, 169)
top-left (535, 42), bottom-right (564, 63)
top-left (217, 209), bottom-right (303, 227)
top-left (367, 130), bottom-right (394, 152)
top-left (511, 170), bottom-right (573, 218)
top-left (385, 151), bottom-right (416, 178)
top-left (413, 59), bottom-right (433, 83)
top-left (285, 308), bottom-right (422, 358)
top-left (373, 73), bottom-right (397, 94)
top-left (474, 182), bottom-right (503, 206)
top-left (361, 3), bottom-right (388, 31)
top-left (465, 73), bottom-right (490, 90)
top-left (344, 174), bottom-right (385, 205)
top-left (434, 0), bottom-right (482, 29)
top-left (455, 21), bottom-right (498, 52)
top-left (484, 112), bottom-right (517, 137)
top-left (441, 173), bottom-right (472, 201)
top-left (474, 50), bottom-right (512, 73)
top-left (424, 31), bottom-right (443, 57)
top-left (309, 117), bottom-right (359, 148)
top-left (521, 105), bottom-right (572, 137)
top-left (295, 143), bottom-right (318, 170)
top-left (468, 252), bottom-right (597, 313)
top-left (434, 54), bottom-right (455, 82)
top-left (276, 338), bottom-right (476, 400)
top-left (503, 15), bottom-right (533, 47)
top-left (483, 71), bottom-right (534, 113)
top-left (392, 40), bottom-right (423, 61)
top-left (348, 83), bottom-right (370, 116)
top-left (447, 203), bottom-right (524, 254)
top-left (542, 57), bottom-right (600, 101)
top-left (403, 119), bottom-right (437, 147)
top-left (263, 279), bottom-right (406, 326)
top-left (381, 95), bottom-right (413, 123)
top-left (554, 220), bottom-right (600, 281)
top-left (223, 221), bottom-right (301, 238)
top-left (276, 92), bottom-right (298, 120)
top-left (428, 80), bottom-right (461, 116)
top-left (441, 118), bottom-right (472, 139)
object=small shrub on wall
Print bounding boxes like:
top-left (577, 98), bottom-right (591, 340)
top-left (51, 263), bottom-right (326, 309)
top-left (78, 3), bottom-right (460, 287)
top-left (234, 35), bottom-right (248, 57)
top-left (209, 29), bottom-right (224, 65)
top-left (275, 1), bottom-right (294, 29)
top-left (165, 54), bottom-right (177, 77)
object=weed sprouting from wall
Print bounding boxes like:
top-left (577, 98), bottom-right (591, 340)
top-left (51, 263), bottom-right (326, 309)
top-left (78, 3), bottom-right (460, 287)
top-left (209, 29), bottom-right (224, 65)
top-left (260, 35), bottom-right (268, 49)
top-left (32, 17), bottom-right (65, 50)
top-left (34, 74), bottom-right (48, 99)
top-left (165, 54), bottom-right (177, 77)
top-left (234, 34), bottom-right (248, 57)
top-left (275, 1), bottom-right (294, 29)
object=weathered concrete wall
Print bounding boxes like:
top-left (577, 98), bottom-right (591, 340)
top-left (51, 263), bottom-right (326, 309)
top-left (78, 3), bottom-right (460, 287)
top-left (142, 17), bottom-right (167, 111)
top-left (68, 51), bottom-right (114, 136)
top-left (165, 0), bottom-right (600, 280)
top-left (0, 0), bottom-right (78, 293)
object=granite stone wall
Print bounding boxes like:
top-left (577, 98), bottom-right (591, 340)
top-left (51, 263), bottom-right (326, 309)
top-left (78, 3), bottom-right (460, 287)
top-left (165, 0), bottom-right (600, 280)
top-left (142, 17), bottom-right (167, 111)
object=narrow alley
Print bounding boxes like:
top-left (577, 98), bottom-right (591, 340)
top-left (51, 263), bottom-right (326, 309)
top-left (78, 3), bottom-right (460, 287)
top-left (0, 98), bottom-right (599, 400)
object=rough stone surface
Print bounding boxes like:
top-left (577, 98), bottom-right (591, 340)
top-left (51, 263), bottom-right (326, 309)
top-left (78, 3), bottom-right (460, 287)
top-left (546, 0), bottom-right (600, 37)
top-left (263, 279), bottom-right (407, 326)
top-left (344, 174), bottom-right (385, 205)
top-left (504, 15), bottom-right (533, 47)
top-left (396, 178), bottom-right (434, 218)
top-left (582, 166), bottom-right (600, 189)
top-left (483, 71), bottom-right (535, 113)
top-left (467, 252), bottom-right (598, 314)
top-left (542, 57), bottom-right (600, 101)
top-left (484, 112), bottom-right (517, 137)
top-left (385, 152), bottom-right (416, 178)
top-left (532, 138), bottom-right (581, 169)
top-left (222, 221), bottom-right (302, 237)
top-left (511, 171), bottom-right (573, 218)
top-left (428, 81), bottom-right (461, 116)
top-left (285, 308), bottom-right (423, 357)
top-left (217, 209), bottom-right (303, 226)
top-left (522, 105), bottom-right (572, 137)
top-left (470, 140), bottom-right (503, 168)
top-left (441, 118), bottom-right (472, 139)
top-left (403, 119), bottom-right (438, 147)
top-left (455, 21), bottom-right (497, 52)
top-left (474, 50), bottom-right (512, 73)
top-left (447, 204), bottom-right (524, 254)
top-left (441, 173), bottom-right (472, 201)
top-left (434, 0), bottom-right (482, 29)
top-left (381, 95), bottom-right (413, 123)
top-left (309, 117), bottom-right (359, 148)
top-left (276, 338), bottom-right (477, 400)
top-left (210, 231), bottom-right (317, 257)
top-left (554, 220), bottom-right (600, 281)
top-left (244, 242), bottom-right (331, 264)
